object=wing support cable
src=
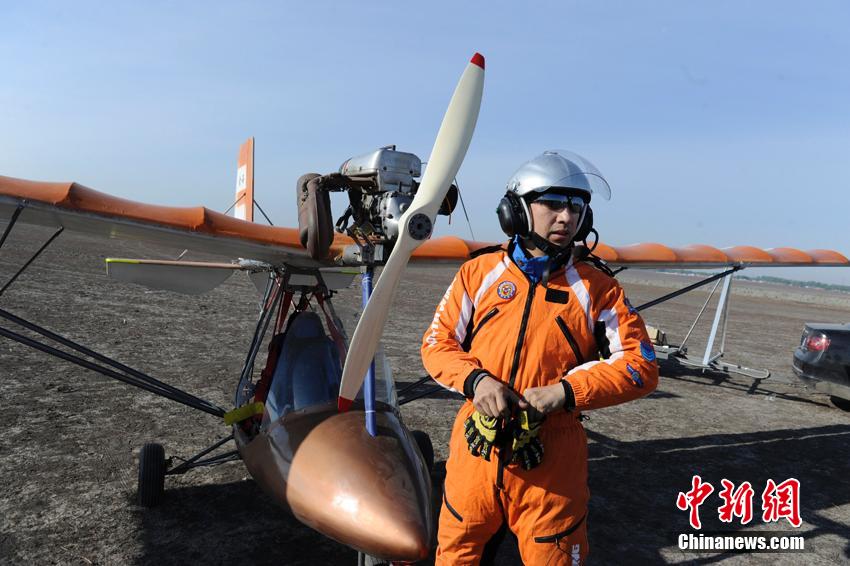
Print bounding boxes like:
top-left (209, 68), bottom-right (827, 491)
top-left (0, 307), bottom-right (227, 417)
top-left (634, 266), bottom-right (770, 380)
top-left (0, 226), bottom-right (64, 297)
top-left (0, 203), bottom-right (25, 249)
top-left (223, 194), bottom-right (274, 226)
top-left (634, 266), bottom-right (742, 313)
top-left (453, 177), bottom-right (476, 241)
top-left (253, 201), bottom-right (275, 226)
top-left (222, 194), bottom-right (244, 216)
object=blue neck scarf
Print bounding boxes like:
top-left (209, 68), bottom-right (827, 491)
top-left (510, 236), bottom-right (551, 285)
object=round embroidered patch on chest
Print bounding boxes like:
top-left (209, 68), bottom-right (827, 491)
top-left (496, 281), bottom-right (517, 300)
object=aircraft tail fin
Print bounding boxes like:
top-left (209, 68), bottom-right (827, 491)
top-left (234, 137), bottom-right (255, 222)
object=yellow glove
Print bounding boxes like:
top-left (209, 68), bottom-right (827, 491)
top-left (511, 410), bottom-right (545, 470)
top-left (464, 411), bottom-right (501, 461)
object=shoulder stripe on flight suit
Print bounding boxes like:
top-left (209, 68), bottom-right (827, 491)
top-left (473, 256), bottom-right (510, 308)
top-left (453, 255), bottom-right (510, 345)
top-left (454, 292), bottom-right (473, 344)
top-left (599, 307), bottom-right (624, 362)
top-left (566, 307), bottom-right (627, 376)
top-left (565, 258), bottom-right (593, 333)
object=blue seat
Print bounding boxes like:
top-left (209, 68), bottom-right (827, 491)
top-left (265, 312), bottom-right (342, 421)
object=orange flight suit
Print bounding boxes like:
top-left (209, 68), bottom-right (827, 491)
top-left (421, 244), bottom-right (659, 565)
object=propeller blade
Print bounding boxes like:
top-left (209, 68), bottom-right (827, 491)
top-left (338, 53), bottom-right (485, 411)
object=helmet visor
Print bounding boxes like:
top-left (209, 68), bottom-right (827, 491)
top-left (542, 150), bottom-right (611, 201)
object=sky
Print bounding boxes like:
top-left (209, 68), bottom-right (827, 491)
top-left (2, 1), bottom-right (848, 284)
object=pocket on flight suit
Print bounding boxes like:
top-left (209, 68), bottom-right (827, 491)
top-left (441, 461), bottom-right (497, 528)
top-left (555, 315), bottom-right (585, 365)
top-left (525, 423), bottom-right (589, 564)
top-left (532, 513), bottom-right (586, 544)
top-left (442, 481), bottom-right (465, 523)
top-left (532, 513), bottom-right (587, 565)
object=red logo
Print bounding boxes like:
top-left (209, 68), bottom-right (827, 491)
top-left (762, 478), bottom-right (802, 527)
top-left (718, 479), bottom-right (755, 525)
top-left (677, 476), bottom-right (802, 529)
top-left (676, 475), bottom-right (715, 530)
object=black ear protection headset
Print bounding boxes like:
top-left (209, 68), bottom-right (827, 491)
top-left (496, 190), bottom-right (594, 243)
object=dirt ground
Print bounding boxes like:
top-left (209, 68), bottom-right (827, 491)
top-left (1, 225), bottom-right (849, 565)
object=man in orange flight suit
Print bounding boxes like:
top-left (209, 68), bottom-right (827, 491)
top-left (421, 150), bottom-right (659, 565)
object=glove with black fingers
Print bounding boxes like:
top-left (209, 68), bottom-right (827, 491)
top-left (511, 409), bottom-right (545, 470)
top-left (464, 411), bottom-right (501, 461)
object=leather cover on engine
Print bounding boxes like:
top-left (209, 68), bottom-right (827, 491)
top-left (297, 173), bottom-right (334, 259)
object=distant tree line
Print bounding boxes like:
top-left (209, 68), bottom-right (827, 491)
top-left (656, 270), bottom-right (850, 294)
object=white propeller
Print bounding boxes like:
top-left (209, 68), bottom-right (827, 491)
top-left (338, 53), bottom-right (485, 411)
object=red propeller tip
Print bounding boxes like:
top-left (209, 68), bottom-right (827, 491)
top-left (338, 396), bottom-right (354, 412)
top-left (470, 53), bottom-right (485, 69)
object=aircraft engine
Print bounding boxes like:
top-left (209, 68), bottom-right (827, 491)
top-left (297, 146), bottom-right (457, 264)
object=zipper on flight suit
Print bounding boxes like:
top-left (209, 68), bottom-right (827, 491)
top-left (497, 283), bottom-right (536, 489)
top-left (555, 315), bottom-right (585, 365)
top-left (533, 513), bottom-right (587, 543)
top-left (507, 286), bottom-right (536, 390)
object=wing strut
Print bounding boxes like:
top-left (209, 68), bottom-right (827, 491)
top-left (0, 207), bottom-right (226, 417)
top-left (634, 267), bottom-right (770, 380)
top-left (633, 266), bottom-right (742, 313)
top-left (0, 306), bottom-right (227, 417)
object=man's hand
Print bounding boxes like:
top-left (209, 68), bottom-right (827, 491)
top-left (520, 383), bottom-right (566, 416)
top-left (473, 375), bottom-right (519, 419)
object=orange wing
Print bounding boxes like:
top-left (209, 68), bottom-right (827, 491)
top-left (1, 175), bottom-right (847, 268)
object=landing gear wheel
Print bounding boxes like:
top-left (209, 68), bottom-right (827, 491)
top-left (138, 442), bottom-right (166, 507)
top-left (411, 429), bottom-right (434, 472)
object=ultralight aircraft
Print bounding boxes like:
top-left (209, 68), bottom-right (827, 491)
top-left (0, 52), bottom-right (847, 563)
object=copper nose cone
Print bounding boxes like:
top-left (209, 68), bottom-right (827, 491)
top-left (285, 407), bottom-right (433, 561)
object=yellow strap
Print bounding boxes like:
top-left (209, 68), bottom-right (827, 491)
top-left (224, 402), bottom-right (264, 426)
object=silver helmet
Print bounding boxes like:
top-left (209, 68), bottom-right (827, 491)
top-left (505, 150), bottom-right (611, 201)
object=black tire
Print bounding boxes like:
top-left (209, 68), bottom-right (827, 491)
top-left (830, 395), bottom-right (850, 412)
top-left (411, 429), bottom-right (434, 472)
top-left (138, 443), bottom-right (166, 507)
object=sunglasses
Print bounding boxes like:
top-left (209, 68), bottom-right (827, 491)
top-left (530, 194), bottom-right (587, 214)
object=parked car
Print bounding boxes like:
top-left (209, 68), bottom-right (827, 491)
top-left (793, 323), bottom-right (850, 410)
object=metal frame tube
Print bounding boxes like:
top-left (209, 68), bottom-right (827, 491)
top-left (167, 434), bottom-right (235, 474)
top-left (361, 267), bottom-right (377, 437)
top-left (237, 273), bottom-right (280, 398)
top-left (702, 273), bottom-right (734, 366)
top-left (678, 279), bottom-right (722, 350)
